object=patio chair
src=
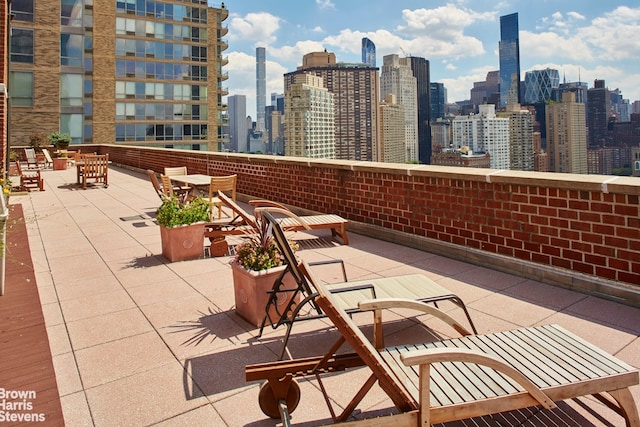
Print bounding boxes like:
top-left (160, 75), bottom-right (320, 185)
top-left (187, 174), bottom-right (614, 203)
top-left (41, 148), bottom-right (54, 169)
top-left (146, 169), bottom-right (165, 200)
top-left (24, 148), bottom-right (38, 169)
top-left (246, 247), bottom-right (640, 426)
top-left (16, 160), bottom-right (44, 191)
top-left (159, 173), bottom-right (193, 203)
top-left (163, 166), bottom-right (187, 176)
top-left (254, 211), bottom-right (476, 360)
top-left (205, 192), bottom-right (350, 245)
top-left (206, 174), bottom-right (237, 220)
top-left (80, 154), bottom-right (109, 189)
top-left (161, 166), bottom-right (193, 199)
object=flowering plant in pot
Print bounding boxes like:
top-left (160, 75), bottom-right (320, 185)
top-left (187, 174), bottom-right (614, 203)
top-left (231, 215), bottom-right (299, 327)
top-left (156, 196), bottom-right (209, 262)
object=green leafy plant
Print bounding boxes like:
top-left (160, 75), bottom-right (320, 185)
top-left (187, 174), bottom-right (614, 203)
top-left (233, 215), bottom-right (298, 271)
top-left (156, 196), bottom-right (209, 228)
top-left (47, 132), bottom-right (72, 149)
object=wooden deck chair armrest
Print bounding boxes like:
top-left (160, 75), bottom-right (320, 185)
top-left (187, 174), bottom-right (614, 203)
top-left (249, 199), bottom-right (289, 209)
top-left (359, 298), bottom-right (472, 337)
top-left (253, 207), bottom-right (312, 230)
top-left (401, 347), bottom-right (556, 410)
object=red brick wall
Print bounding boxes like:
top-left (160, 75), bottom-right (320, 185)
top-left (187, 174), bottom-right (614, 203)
top-left (100, 145), bottom-right (640, 287)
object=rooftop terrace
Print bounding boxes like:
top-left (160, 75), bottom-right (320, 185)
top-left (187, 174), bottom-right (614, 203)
top-left (2, 162), bottom-right (639, 426)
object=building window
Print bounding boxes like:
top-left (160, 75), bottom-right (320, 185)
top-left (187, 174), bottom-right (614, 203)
top-left (10, 28), bottom-right (34, 63)
top-left (61, 0), bottom-right (83, 26)
top-left (61, 74), bottom-right (83, 106)
top-left (9, 71), bottom-right (34, 106)
top-left (11, 0), bottom-right (34, 22)
top-left (61, 34), bottom-right (83, 66)
top-left (60, 114), bottom-right (83, 144)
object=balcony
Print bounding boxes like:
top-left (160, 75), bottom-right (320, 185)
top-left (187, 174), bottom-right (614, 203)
top-left (2, 145), bottom-right (639, 426)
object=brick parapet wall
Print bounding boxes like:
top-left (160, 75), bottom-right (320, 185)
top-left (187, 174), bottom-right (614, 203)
top-left (95, 144), bottom-right (640, 291)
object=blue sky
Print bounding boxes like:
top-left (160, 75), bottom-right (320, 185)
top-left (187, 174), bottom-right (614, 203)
top-left (213, 1), bottom-right (640, 119)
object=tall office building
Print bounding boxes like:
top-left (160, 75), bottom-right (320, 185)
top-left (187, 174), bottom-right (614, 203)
top-left (587, 80), bottom-right (611, 147)
top-left (499, 13), bottom-right (521, 107)
top-left (284, 51), bottom-right (379, 161)
top-left (430, 82), bottom-right (446, 121)
top-left (546, 92), bottom-right (587, 173)
top-left (380, 54), bottom-right (418, 162)
top-left (284, 73), bottom-right (335, 159)
top-left (408, 57), bottom-right (431, 164)
top-left (452, 104), bottom-right (510, 169)
top-left (8, 0), bottom-right (229, 151)
top-left (470, 71), bottom-right (500, 109)
top-left (378, 94), bottom-right (406, 163)
top-left (228, 95), bottom-right (248, 153)
top-left (256, 47), bottom-right (266, 131)
top-left (361, 37), bottom-right (376, 68)
top-left (524, 68), bottom-right (559, 104)
top-left (500, 104), bottom-right (534, 171)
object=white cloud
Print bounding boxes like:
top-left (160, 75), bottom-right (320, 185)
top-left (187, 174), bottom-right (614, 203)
top-left (269, 40), bottom-right (327, 63)
top-left (520, 30), bottom-right (593, 63)
top-left (397, 5), bottom-right (495, 39)
top-left (315, 0), bottom-right (335, 9)
top-left (228, 12), bottom-right (280, 44)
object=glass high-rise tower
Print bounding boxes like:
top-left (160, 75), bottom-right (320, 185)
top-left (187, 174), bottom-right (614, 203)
top-left (256, 47), bottom-right (266, 131)
top-left (499, 13), bottom-right (520, 107)
top-left (361, 37), bottom-right (376, 68)
top-left (409, 57), bottom-right (431, 164)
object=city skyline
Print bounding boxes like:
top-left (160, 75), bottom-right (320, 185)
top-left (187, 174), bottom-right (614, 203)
top-left (215, 1), bottom-right (640, 119)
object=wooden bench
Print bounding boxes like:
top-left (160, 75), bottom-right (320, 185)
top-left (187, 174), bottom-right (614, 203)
top-left (79, 154), bottom-right (109, 189)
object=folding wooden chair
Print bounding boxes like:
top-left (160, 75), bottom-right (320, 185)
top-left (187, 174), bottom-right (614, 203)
top-left (16, 160), bottom-right (44, 191)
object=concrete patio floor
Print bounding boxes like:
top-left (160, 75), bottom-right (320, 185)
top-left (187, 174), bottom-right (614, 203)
top-left (9, 164), bottom-right (640, 426)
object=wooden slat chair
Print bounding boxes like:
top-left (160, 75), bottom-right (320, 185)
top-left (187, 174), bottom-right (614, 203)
top-left (24, 148), bottom-right (39, 169)
top-left (41, 149), bottom-right (54, 169)
top-left (16, 160), bottom-right (44, 191)
top-left (253, 211), bottom-right (477, 361)
top-left (146, 169), bottom-right (166, 200)
top-left (246, 235), bottom-right (640, 426)
top-left (162, 166), bottom-right (193, 200)
top-left (80, 154), bottom-right (109, 189)
top-left (207, 174), bottom-right (237, 220)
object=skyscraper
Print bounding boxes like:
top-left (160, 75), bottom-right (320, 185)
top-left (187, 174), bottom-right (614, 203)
top-left (430, 82), bottom-right (446, 121)
top-left (524, 68), bottom-right (559, 104)
top-left (284, 73), bottom-right (335, 158)
top-left (546, 92), bottom-right (587, 173)
top-left (379, 94), bottom-right (406, 163)
top-left (9, 0), bottom-right (229, 151)
top-left (361, 37), bottom-right (376, 68)
top-left (228, 95), bottom-right (248, 153)
top-left (499, 13), bottom-right (521, 107)
top-left (380, 54), bottom-right (418, 162)
top-left (452, 105), bottom-right (510, 169)
top-left (256, 47), bottom-right (266, 131)
top-left (408, 57), bottom-right (431, 164)
top-left (587, 80), bottom-right (611, 147)
top-left (501, 104), bottom-right (534, 171)
top-left (285, 51), bottom-right (379, 161)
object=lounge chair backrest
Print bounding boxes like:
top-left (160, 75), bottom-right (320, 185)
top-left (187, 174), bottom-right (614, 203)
top-left (208, 174), bottom-right (236, 200)
top-left (301, 258), bottom-right (417, 411)
top-left (42, 149), bottom-right (53, 167)
top-left (262, 211), bottom-right (309, 290)
top-left (164, 166), bottom-right (187, 176)
top-left (24, 148), bottom-right (38, 168)
top-left (216, 191), bottom-right (257, 228)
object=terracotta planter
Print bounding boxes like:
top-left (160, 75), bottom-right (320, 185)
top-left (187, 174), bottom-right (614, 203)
top-left (231, 262), bottom-right (300, 328)
top-left (52, 157), bottom-right (68, 170)
top-left (159, 222), bottom-right (205, 262)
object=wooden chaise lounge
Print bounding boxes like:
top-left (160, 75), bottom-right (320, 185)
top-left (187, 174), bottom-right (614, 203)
top-left (204, 192), bottom-right (349, 255)
top-left (246, 212), bottom-right (640, 427)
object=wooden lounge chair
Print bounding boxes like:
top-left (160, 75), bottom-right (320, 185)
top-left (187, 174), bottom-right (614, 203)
top-left (41, 149), bottom-right (54, 169)
top-left (24, 148), bottom-right (39, 169)
top-left (16, 160), bottom-right (44, 191)
top-left (246, 238), bottom-right (640, 426)
top-left (80, 154), bottom-right (109, 189)
top-left (205, 192), bottom-right (350, 245)
top-left (254, 211), bottom-right (477, 361)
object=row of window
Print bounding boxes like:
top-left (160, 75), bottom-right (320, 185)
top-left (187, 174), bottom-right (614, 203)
top-left (10, 72), bottom-right (91, 107)
top-left (116, 0), bottom-right (208, 24)
top-left (116, 38), bottom-right (207, 62)
top-left (116, 17), bottom-right (207, 43)
top-left (116, 59), bottom-right (207, 81)
top-left (10, 29), bottom-right (92, 67)
top-left (116, 81), bottom-right (207, 101)
top-left (116, 103), bottom-right (208, 121)
top-left (116, 123), bottom-right (208, 142)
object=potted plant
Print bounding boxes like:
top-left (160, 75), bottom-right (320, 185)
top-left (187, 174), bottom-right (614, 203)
top-left (47, 132), bottom-right (72, 151)
top-left (156, 196), bottom-right (209, 262)
top-left (230, 215), bottom-right (300, 327)
top-left (52, 151), bottom-right (68, 170)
